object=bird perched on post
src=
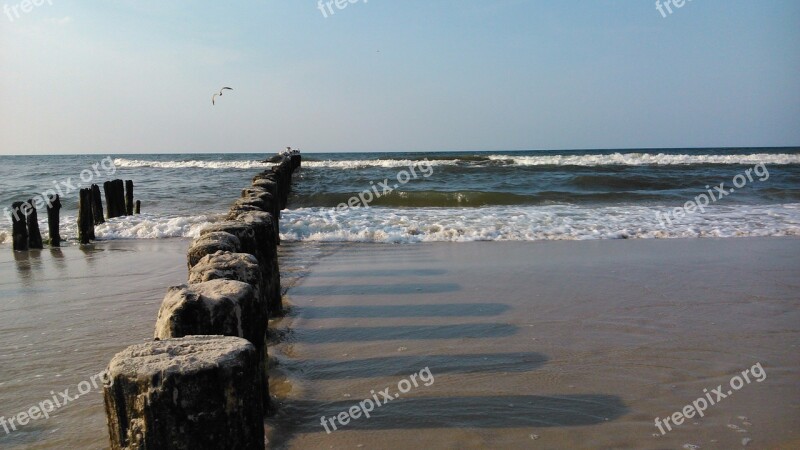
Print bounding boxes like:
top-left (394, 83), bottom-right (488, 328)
top-left (212, 87), bottom-right (233, 105)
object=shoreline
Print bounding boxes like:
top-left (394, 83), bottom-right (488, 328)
top-left (270, 236), bottom-right (800, 449)
top-left (1, 236), bottom-right (798, 448)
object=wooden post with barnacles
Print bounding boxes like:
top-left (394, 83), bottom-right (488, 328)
top-left (103, 336), bottom-right (265, 450)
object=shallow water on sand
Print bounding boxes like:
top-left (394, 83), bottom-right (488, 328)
top-left (270, 239), bottom-right (800, 449)
top-left (0, 239), bottom-right (189, 449)
top-left (1, 238), bottom-right (798, 449)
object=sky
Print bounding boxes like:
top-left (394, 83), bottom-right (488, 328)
top-left (0, 0), bottom-right (798, 155)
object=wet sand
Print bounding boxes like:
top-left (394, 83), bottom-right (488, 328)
top-left (0, 240), bottom-right (190, 449)
top-left (270, 238), bottom-right (800, 449)
top-left (1, 238), bottom-right (799, 449)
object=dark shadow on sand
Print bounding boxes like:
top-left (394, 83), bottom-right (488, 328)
top-left (270, 394), bottom-right (628, 438)
top-left (302, 303), bottom-right (509, 318)
top-left (312, 268), bottom-right (448, 277)
top-left (285, 352), bottom-right (548, 379)
top-left (291, 283), bottom-right (460, 296)
top-left (293, 323), bottom-right (517, 343)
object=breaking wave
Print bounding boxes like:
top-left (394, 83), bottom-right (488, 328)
top-left (279, 204), bottom-right (800, 243)
top-left (114, 152), bottom-right (800, 171)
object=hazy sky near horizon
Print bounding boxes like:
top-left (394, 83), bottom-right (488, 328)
top-left (1, 1), bottom-right (798, 155)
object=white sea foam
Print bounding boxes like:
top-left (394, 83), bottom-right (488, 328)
top-left (113, 157), bottom-right (458, 170)
top-left (279, 204), bottom-right (800, 243)
top-left (2, 205), bottom-right (798, 246)
top-left (113, 153), bottom-right (800, 171)
top-left (0, 214), bottom-right (217, 245)
top-left (113, 158), bottom-right (274, 170)
top-left (91, 214), bottom-right (216, 240)
top-left (301, 159), bottom-right (460, 169)
top-left (489, 153), bottom-right (800, 166)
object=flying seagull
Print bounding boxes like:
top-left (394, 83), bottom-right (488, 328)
top-left (212, 87), bottom-right (233, 106)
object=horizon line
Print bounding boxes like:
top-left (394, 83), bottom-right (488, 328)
top-left (1, 145), bottom-right (799, 157)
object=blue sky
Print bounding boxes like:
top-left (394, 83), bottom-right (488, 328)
top-left (1, 0), bottom-right (798, 154)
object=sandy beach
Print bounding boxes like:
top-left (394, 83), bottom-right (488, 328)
top-left (269, 238), bottom-right (800, 449)
top-left (3, 1), bottom-right (799, 447)
top-left (1, 237), bottom-right (799, 449)
top-left (0, 239), bottom-right (190, 449)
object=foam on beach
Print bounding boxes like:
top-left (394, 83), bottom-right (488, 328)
top-left (2, 203), bottom-right (799, 246)
top-left (279, 204), bottom-right (800, 243)
top-left (3, 204), bottom-right (799, 245)
top-left (0, 214), bottom-right (217, 244)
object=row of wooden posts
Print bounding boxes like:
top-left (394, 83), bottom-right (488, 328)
top-left (102, 153), bottom-right (301, 449)
top-left (8, 179), bottom-right (140, 250)
top-left (76, 180), bottom-right (141, 244)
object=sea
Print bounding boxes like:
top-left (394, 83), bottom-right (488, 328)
top-left (1, 147), bottom-right (799, 245)
top-left (2, 148), bottom-right (800, 449)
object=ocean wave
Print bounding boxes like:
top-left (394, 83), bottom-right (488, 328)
top-left (279, 204), bottom-right (800, 243)
top-left (290, 190), bottom-right (670, 208)
top-left (3, 204), bottom-right (798, 246)
top-left (302, 159), bottom-right (461, 169)
top-left (113, 158), bottom-right (273, 170)
top-left (91, 214), bottom-right (217, 240)
top-left (488, 153), bottom-right (800, 167)
top-left (0, 214), bottom-right (218, 245)
top-left (112, 153), bottom-right (800, 171)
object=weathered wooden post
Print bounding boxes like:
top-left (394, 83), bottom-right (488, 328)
top-left (155, 280), bottom-right (269, 409)
top-left (189, 251), bottom-right (265, 321)
top-left (255, 172), bottom-right (283, 214)
top-left (232, 211), bottom-right (282, 316)
top-left (10, 202), bottom-right (28, 251)
top-left (272, 165), bottom-right (287, 210)
top-left (103, 180), bottom-right (127, 218)
top-left (252, 175), bottom-right (282, 244)
top-left (103, 181), bottom-right (115, 218)
top-left (103, 336), bottom-right (264, 450)
top-left (187, 231), bottom-right (241, 270)
top-left (46, 195), bottom-right (62, 247)
top-left (91, 184), bottom-right (105, 225)
top-left (200, 220), bottom-right (282, 315)
top-left (25, 199), bottom-right (44, 249)
top-left (134, 200), bottom-right (141, 214)
top-left (124, 180), bottom-right (134, 216)
top-left (77, 188), bottom-right (95, 244)
top-left (115, 179), bottom-right (126, 216)
top-left (188, 250), bottom-right (271, 350)
top-left (240, 186), bottom-right (280, 244)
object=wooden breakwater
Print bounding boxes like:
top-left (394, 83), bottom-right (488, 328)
top-left (7, 179), bottom-right (141, 249)
top-left (102, 152), bottom-right (301, 450)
